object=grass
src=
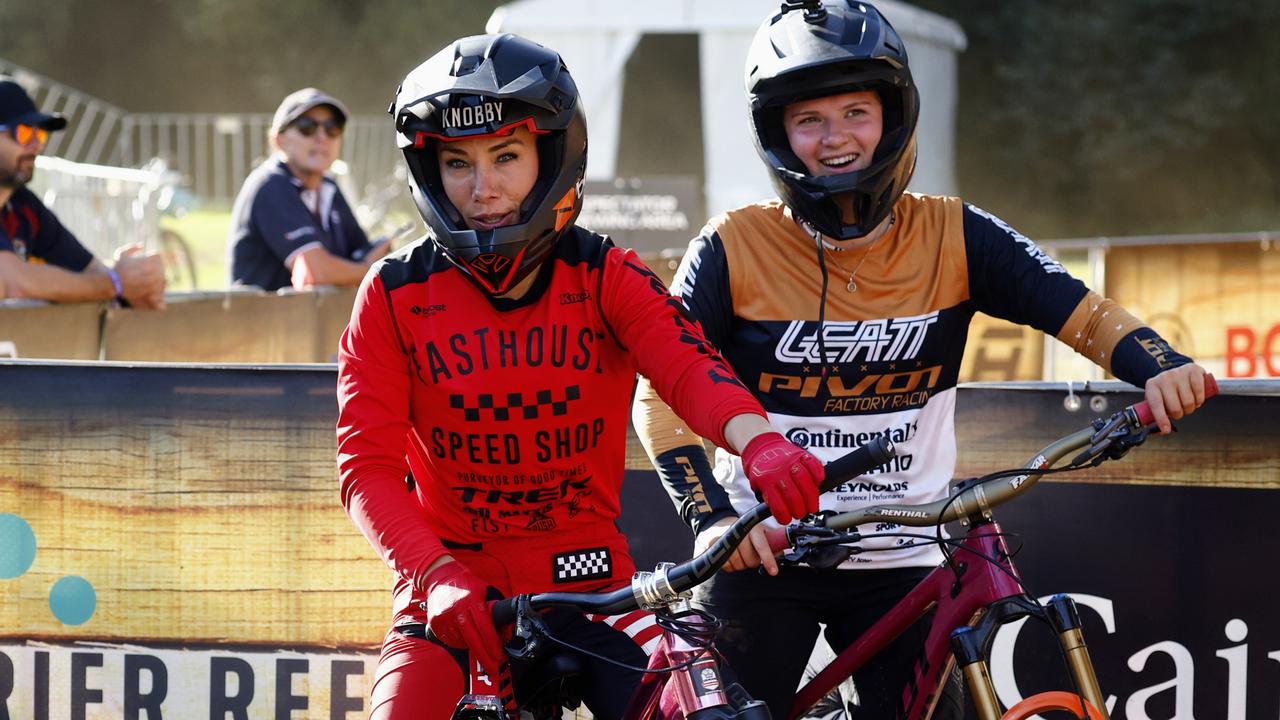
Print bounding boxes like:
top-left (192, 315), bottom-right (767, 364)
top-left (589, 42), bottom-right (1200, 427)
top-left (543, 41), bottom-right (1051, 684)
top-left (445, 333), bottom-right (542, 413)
top-left (160, 209), bottom-right (232, 291)
top-left (158, 208), bottom-right (420, 292)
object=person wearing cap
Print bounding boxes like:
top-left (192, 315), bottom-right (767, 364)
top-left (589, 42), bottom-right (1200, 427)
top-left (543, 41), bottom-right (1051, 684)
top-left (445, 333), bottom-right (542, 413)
top-left (227, 88), bottom-right (390, 291)
top-left (0, 76), bottom-right (166, 308)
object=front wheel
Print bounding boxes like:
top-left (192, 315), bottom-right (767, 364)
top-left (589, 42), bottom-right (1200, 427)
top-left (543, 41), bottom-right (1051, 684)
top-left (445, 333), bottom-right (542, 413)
top-left (1000, 691), bottom-right (1105, 720)
top-left (159, 228), bottom-right (198, 290)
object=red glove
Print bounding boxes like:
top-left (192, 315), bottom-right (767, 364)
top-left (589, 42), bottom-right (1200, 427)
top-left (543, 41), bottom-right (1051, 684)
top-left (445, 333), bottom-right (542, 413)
top-left (741, 432), bottom-right (823, 524)
top-left (423, 562), bottom-right (505, 680)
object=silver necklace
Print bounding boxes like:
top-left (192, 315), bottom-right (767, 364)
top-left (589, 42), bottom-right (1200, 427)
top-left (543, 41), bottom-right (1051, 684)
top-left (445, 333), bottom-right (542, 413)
top-left (817, 211), bottom-right (894, 293)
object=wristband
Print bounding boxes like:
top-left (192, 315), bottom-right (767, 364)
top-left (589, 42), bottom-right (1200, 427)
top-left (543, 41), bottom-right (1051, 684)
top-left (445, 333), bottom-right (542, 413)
top-left (107, 269), bottom-right (124, 302)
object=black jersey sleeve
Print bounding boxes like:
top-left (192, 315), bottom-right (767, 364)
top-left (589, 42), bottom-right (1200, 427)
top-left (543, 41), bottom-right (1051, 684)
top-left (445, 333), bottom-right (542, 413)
top-left (963, 203), bottom-right (1191, 385)
top-left (962, 203), bottom-right (1088, 335)
top-left (669, 224), bottom-right (734, 348)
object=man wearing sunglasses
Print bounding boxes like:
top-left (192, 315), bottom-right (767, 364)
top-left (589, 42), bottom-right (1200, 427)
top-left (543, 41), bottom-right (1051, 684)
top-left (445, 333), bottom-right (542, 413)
top-left (228, 87), bottom-right (389, 291)
top-left (0, 76), bottom-right (166, 308)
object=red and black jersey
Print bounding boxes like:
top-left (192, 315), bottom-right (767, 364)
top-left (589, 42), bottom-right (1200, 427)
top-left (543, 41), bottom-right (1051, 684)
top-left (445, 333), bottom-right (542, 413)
top-left (337, 226), bottom-right (761, 610)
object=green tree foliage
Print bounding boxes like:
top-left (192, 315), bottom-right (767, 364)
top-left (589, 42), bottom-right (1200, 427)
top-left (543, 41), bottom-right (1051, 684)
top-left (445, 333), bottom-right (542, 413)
top-left (4, 1), bottom-right (1277, 236)
top-left (912, 0), bottom-right (1280, 236)
top-left (0, 0), bottom-right (504, 115)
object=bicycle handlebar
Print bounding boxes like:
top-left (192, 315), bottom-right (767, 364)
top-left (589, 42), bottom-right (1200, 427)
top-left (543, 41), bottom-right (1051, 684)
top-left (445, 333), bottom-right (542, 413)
top-left (812, 374), bottom-right (1219, 535)
top-left (492, 435), bottom-right (898, 624)
top-left (1131, 374), bottom-right (1219, 427)
top-left (493, 374), bottom-right (1216, 624)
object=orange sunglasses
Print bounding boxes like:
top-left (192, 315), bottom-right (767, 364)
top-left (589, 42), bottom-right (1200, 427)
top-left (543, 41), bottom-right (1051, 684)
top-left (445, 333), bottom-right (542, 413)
top-left (1, 124), bottom-right (50, 146)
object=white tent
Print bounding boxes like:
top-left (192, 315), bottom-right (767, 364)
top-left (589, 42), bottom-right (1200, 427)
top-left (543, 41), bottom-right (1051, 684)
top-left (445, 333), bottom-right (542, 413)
top-left (488, 0), bottom-right (966, 218)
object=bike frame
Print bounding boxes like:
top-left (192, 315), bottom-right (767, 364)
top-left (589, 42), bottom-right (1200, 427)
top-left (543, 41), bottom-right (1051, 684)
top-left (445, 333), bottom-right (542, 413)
top-left (624, 616), bottom-right (734, 719)
top-left (787, 526), bottom-right (1107, 720)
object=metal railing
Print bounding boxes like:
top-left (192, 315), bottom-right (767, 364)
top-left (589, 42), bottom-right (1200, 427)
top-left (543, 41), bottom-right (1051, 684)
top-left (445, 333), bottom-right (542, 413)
top-left (2, 58), bottom-right (403, 208)
top-left (27, 156), bottom-right (165, 262)
top-left (118, 112), bottom-right (401, 206)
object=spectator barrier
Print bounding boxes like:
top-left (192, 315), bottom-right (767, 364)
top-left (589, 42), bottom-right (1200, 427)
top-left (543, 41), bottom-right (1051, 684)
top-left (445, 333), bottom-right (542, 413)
top-left (0, 361), bottom-right (1275, 718)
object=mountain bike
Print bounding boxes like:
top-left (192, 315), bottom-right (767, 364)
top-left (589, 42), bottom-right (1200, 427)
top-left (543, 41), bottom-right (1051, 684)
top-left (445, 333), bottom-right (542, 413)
top-left (449, 377), bottom-right (1217, 719)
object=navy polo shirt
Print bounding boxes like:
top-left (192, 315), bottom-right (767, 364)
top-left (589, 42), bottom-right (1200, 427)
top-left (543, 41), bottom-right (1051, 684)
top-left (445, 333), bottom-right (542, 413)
top-left (227, 158), bottom-right (371, 291)
top-left (1, 187), bottom-right (95, 271)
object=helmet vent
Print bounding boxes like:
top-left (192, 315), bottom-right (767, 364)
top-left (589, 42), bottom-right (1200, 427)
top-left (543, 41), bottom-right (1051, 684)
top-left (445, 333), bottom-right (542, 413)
top-left (452, 53), bottom-right (482, 77)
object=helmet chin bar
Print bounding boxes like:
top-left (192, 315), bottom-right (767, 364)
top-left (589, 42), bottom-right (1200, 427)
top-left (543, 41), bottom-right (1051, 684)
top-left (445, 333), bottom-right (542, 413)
top-left (465, 247), bottom-right (526, 295)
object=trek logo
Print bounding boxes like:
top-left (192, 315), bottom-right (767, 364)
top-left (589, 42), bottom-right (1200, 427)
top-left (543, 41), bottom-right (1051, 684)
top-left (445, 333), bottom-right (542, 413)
top-left (410, 304), bottom-right (446, 317)
top-left (443, 102), bottom-right (503, 129)
top-left (560, 290), bottom-right (591, 305)
top-left (452, 476), bottom-right (591, 505)
top-left (775, 313), bottom-right (939, 364)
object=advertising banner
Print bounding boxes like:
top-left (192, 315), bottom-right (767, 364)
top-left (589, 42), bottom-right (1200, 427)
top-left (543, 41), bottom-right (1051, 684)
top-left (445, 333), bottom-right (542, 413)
top-left (0, 362), bottom-right (1275, 718)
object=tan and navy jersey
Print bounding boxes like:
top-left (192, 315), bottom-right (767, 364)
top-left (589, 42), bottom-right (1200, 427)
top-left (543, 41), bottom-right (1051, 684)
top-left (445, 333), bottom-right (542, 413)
top-left (635, 193), bottom-right (1188, 569)
top-left (337, 226), bottom-right (763, 614)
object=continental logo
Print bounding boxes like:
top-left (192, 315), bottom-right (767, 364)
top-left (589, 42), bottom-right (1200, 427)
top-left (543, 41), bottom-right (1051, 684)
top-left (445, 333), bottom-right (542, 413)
top-left (775, 313), bottom-right (939, 365)
top-left (784, 420), bottom-right (917, 450)
top-left (759, 366), bottom-right (942, 413)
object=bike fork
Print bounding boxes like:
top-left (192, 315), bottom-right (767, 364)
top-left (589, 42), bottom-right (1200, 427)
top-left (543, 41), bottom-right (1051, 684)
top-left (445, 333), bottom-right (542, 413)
top-left (1045, 594), bottom-right (1108, 719)
top-left (950, 594), bottom-right (1109, 720)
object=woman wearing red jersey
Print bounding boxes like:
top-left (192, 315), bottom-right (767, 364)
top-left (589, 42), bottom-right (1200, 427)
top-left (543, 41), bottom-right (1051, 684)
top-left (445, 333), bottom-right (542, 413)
top-left (336, 33), bottom-right (822, 719)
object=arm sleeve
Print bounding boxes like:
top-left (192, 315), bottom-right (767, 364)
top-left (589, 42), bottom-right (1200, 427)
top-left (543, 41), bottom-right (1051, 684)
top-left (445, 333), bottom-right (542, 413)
top-left (33, 202), bottom-right (94, 272)
top-left (629, 227), bottom-right (742, 532)
top-left (336, 271), bottom-right (447, 593)
top-left (964, 204), bottom-right (1191, 386)
top-left (669, 225), bottom-right (734, 348)
top-left (251, 178), bottom-right (324, 264)
top-left (599, 245), bottom-right (761, 451)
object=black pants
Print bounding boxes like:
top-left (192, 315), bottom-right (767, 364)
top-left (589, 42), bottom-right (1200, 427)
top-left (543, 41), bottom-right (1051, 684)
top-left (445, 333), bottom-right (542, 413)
top-left (694, 565), bottom-right (964, 720)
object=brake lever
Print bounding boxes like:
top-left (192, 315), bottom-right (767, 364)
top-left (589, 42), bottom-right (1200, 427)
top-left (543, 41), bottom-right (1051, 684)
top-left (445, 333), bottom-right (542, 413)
top-left (505, 595), bottom-right (549, 661)
top-left (1071, 409), bottom-right (1151, 466)
top-left (777, 513), bottom-right (861, 570)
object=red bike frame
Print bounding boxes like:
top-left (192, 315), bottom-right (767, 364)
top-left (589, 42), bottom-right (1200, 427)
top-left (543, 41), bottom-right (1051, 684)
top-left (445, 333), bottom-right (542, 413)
top-left (624, 606), bottom-right (739, 718)
top-left (789, 524), bottom-right (1026, 719)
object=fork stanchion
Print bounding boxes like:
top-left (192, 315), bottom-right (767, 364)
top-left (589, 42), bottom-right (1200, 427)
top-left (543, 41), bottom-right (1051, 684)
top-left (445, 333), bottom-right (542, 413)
top-left (1046, 595), bottom-right (1111, 720)
top-left (949, 626), bottom-right (1002, 720)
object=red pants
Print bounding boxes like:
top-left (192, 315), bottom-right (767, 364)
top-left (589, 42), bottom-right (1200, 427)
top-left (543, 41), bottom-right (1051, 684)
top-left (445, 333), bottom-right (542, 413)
top-left (371, 524), bottom-right (658, 718)
top-left (369, 607), bottom-right (660, 719)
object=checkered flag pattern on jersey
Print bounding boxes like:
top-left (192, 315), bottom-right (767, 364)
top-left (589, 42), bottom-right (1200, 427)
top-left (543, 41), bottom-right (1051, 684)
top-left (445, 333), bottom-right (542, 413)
top-left (450, 385), bottom-right (582, 422)
top-left (553, 547), bottom-right (612, 584)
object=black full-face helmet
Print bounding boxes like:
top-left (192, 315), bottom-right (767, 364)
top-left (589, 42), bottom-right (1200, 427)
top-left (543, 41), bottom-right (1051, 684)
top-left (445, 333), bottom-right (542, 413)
top-left (391, 33), bottom-right (587, 295)
top-left (746, 0), bottom-right (919, 240)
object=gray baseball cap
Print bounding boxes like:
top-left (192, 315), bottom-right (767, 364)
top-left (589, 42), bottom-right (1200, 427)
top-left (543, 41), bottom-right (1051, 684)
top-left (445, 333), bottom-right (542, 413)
top-left (270, 88), bottom-right (349, 133)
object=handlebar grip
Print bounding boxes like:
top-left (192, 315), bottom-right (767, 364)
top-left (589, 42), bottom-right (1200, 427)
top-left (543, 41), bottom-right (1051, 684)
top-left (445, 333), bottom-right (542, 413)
top-left (1131, 372), bottom-right (1218, 427)
top-left (819, 436), bottom-right (896, 494)
top-left (492, 597), bottom-right (518, 627)
top-left (764, 526), bottom-right (790, 553)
